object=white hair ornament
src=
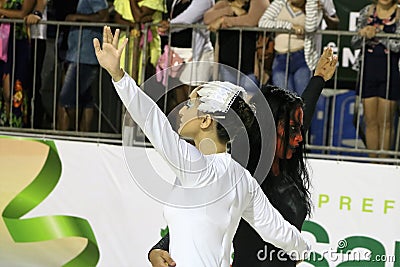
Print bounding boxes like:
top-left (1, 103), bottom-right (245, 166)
top-left (196, 81), bottom-right (247, 114)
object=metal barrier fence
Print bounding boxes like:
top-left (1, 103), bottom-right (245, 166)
top-left (0, 19), bottom-right (128, 144)
top-left (0, 19), bottom-right (399, 163)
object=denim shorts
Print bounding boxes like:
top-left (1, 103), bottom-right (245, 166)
top-left (59, 62), bottom-right (99, 108)
top-left (272, 49), bottom-right (311, 96)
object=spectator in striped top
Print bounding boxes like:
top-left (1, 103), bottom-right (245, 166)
top-left (258, 0), bottom-right (322, 96)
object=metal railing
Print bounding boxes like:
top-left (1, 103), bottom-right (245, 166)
top-left (0, 19), bottom-right (399, 163)
top-left (0, 19), bottom-right (128, 143)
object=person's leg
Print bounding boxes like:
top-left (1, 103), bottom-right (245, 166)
top-left (2, 74), bottom-right (10, 124)
top-left (271, 53), bottom-right (291, 91)
top-left (80, 107), bottom-right (94, 132)
top-left (292, 50), bottom-right (311, 96)
top-left (376, 97), bottom-right (397, 155)
top-left (41, 37), bottom-right (66, 128)
top-left (58, 63), bottom-right (77, 130)
top-left (76, 64), bottom-right (99, 132)
top-left (57, 105), bottom-right (73, 131)
top-left (2, 26), bottom-right (14, 126)
top-left (12, 39), bottom-right (31, 127)
top-left (293, 67), bottom-right (311, 96)
top-left (362, 97), bottom-right (379, 157)
top-left (32, 39), bottom-right (47, 128)
top-left (287, 73), bottom-right (295, 96)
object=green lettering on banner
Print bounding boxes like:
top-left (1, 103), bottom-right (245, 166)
top-left (339, 196), bottom-right (351, 210)
top-left (336, 236), bottom-right (385, 267)
top-left (318, 194), bottom-right (330, 208)
top-left (302, 221), bottom-right (330, 266)
top-left (362, 198), bottom-right (374, 213)
top-left (384, 200), bottom-right (395, 214)
top-left (1, 137), bottom-right (99, 266)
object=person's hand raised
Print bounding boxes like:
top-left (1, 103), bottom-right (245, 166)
top-left (314, 47), bottom-right (338, 81)
top-left (93, 26), bottom-right (128, 82)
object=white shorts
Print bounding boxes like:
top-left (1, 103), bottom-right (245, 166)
top-left (171, 47), bottom-right (214, 86)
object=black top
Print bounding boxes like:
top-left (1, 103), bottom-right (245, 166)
top-left (218, 2), bottom-right (255, 75)
top-left (218, 30), bottom-right (257, 75)
top-left (149, 76), bottom-right (326, 266)
top-left (163, 0), bottom-right (193, 48)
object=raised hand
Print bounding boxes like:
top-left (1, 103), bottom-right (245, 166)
top-left (93, 26), bottom-right (128, 81)
top-left (314, 47), bottom-right (338, 81)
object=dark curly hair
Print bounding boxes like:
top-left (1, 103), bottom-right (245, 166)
top-left (208, 95), bottom-right (255, 144)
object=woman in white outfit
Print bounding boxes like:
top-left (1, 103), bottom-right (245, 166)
top-left (94, 26), bottom-right (310, 267)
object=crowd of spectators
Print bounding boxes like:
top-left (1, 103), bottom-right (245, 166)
top-left (0, 0), bottom-right (398, 155)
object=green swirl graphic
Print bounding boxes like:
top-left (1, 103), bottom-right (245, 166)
top-left (1, 137), bottom-right (99, 266)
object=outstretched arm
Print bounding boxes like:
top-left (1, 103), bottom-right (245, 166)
top-left (129, 0), bottom-right (155, 23)
top-left (302, 47), bottom-right (338, 131)
top-left (0, 0), bottom-right (35, 19)
top-left (94, 26), bottom-right (210, 187)
top-left (242, 173), bottom-right (310, 259)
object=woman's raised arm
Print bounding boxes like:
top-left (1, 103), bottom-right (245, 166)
top-left (94, 26), bottom-right (210, 187)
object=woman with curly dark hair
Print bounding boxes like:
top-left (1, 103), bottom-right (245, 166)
top-left (233, 85), bottom-right (313, 267)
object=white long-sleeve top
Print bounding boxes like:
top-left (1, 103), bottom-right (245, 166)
top-left (113, 73), bottom-right (310, 266)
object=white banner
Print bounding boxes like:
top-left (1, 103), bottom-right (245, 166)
top-left (0, 137), bottom-right (399, 266)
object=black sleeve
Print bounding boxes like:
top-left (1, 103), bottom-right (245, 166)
top-left (148, 233), bottom-right (170, 260)
top-left (301, 76), bottom-right (325, 132)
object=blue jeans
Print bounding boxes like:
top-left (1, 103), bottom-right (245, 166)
top-left (59, 63), bottom-right (99, 108)
top-left (272, 49), bottom-right (311, 96)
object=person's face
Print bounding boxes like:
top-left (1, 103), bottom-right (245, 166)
top-left (276, 106), bottom-right (304, 160)
top-left (177, 90), bottom-right (201, 138)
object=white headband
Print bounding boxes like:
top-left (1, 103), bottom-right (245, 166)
top-left (196, 81), bottom-right (246, 114)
